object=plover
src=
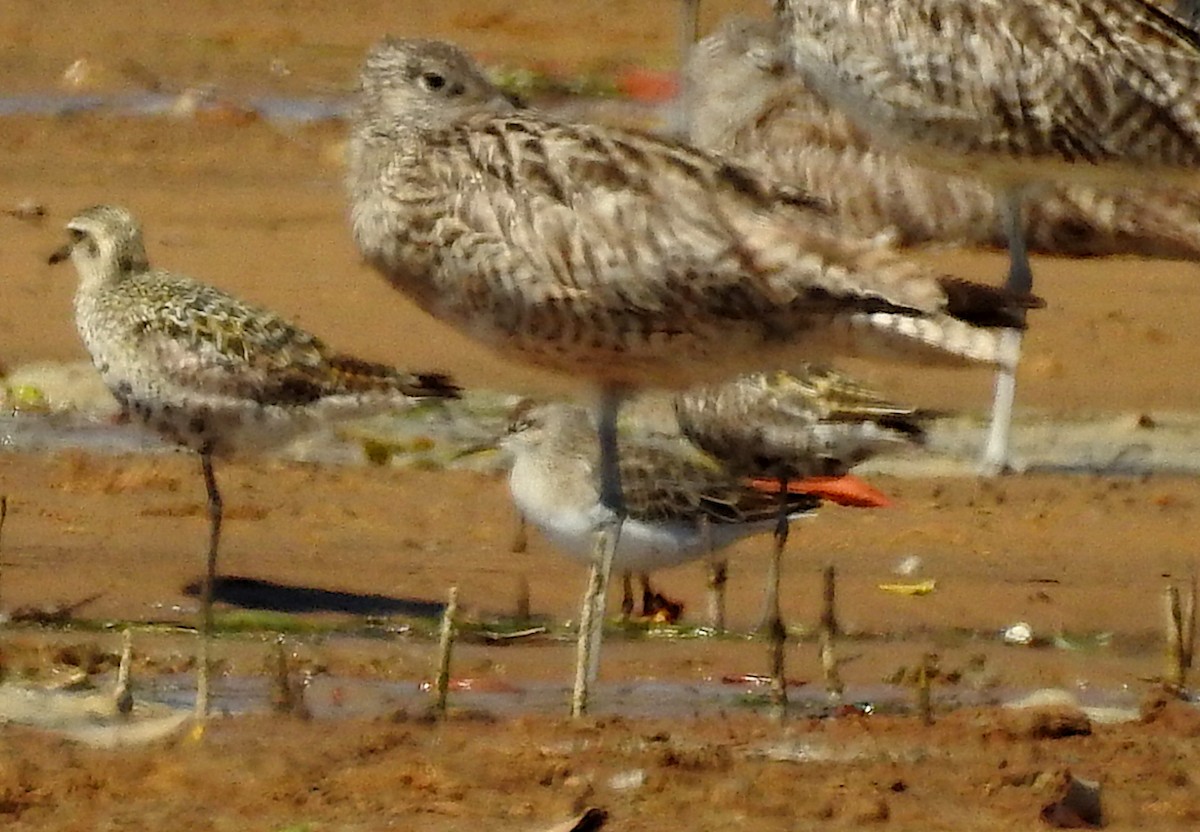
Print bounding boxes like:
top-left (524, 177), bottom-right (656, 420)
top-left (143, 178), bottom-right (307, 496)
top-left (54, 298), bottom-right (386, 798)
top-left (689, 16), bottom-right (1200, 260)
top-left (49, 204), bottom-right (459, 718)
top-left (346, 36), bottom-right (1040, 712)
top-left (776, 0), bottom-right (1200, 473)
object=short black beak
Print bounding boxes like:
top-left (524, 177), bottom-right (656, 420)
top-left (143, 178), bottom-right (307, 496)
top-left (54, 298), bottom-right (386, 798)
top-left (47, 243), bottom-right (72, 265)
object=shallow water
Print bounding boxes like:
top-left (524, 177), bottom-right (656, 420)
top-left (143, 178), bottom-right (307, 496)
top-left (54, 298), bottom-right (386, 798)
top-left (9, 404), bottom-right (1200, 477)
top-left (0, 92), bottom-right (351, 122)
top-left (132, 672), bottom-right (1149, 724)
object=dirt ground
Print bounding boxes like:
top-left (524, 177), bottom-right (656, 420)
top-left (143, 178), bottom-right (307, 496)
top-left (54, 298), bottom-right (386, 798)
top-left (5, 1), bottom-right (1200, 830)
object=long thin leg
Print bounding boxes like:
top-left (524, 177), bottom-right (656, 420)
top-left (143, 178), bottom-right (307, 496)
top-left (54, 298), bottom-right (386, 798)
top-left (981, 190), bottom-right (1032, 475)
top-left (767, 476), bottom-right (789, 719)
top-left (620, 571), bottom-right (635, 622)
top-left (706, 559), bottom-right (728, 633)
top-left (701, 517), bottom-right (727, 632)
top-left (572, 386), bottom-right (627, 716)
top-left (637, 572), bottom-right (654, 616)
top-left (197, 449), bottom-right (222, 719)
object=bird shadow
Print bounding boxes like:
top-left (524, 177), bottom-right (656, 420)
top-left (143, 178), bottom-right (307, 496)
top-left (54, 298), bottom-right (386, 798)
top-left (180, 575), bottom-right (445, 618)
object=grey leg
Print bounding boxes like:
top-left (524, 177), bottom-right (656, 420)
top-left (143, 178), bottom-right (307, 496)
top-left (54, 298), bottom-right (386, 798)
top-left (767, 477), bottom-right (789, 719)
top-left (620, 571), bottom-right (635, 621)
top-left (981, 190), bottom-right (1032, 475)
top-left (637, 572), bottom-right (654, 616)
top-left (706, 559), bottom-right (728, 633)
top-left (197, 449), bottom-right (222, 719)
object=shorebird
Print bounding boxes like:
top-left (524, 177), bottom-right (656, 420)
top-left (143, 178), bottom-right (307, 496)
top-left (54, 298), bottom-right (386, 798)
top-left (674, 366), bottom-right (921, 709)
top-left (775, 0), bottom-right (1200, 473)
top-left (500, 401), bottom-right (824, 594)
top-left (346, 36), bottom-right (1041, 713)
top-left (689, 16), bottom-right (1200, 260)
top-left (501, 400), bottom-right (889, 709)
top-left (49, 204), bottom-right (459, 718)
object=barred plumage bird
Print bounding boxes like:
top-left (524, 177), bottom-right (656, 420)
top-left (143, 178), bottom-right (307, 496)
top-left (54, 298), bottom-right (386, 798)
top-left (49, 204), bottom-right (459, 718)
top-left (345, 36), bottom-right (1040, 712)
top-left (775, 0), bottom-right (1200, 472)
top-left (348, 37), bottom-right (1040, 389)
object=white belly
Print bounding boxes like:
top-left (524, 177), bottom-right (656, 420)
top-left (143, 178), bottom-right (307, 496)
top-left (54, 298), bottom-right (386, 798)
top-left (535, 514), bottom-right (713, 572)
top-left (521, 502), bottom-right (789, 573)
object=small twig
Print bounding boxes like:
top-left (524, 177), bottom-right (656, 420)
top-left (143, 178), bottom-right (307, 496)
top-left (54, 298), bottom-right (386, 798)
top-left (706, 558), bottom-right (727, 633)
top-left (479, 625), bottom-right (547, 643)
top-left (0, 495), bottom-right (7, 612)
top-left (1165, 584), bottom-right (1186, 692)
top-left (572, 521), bottom-right (620, 718)
top-left (818, 564), bottom-right (843, 702)
top-left (113, 628), bottom-right (134, 716)
top-left (820, 627), bottom-right (843, 702)
top-left (917, 652), bottom-right (935, 726)
top-left (572, 534), bottom-right (607, 718)
top-left (515, 574), bottom-right (531, 621)
top-left (768, 617), bottom-right (787, 722)
top-left (819, 565), bottom-right (840, 638)
top-left (1184, 568), bottom-right (1197, 671)
top-left (268, 635), bottom-right (308, 717)
top-left (433, 586), bottom-right (459, 716)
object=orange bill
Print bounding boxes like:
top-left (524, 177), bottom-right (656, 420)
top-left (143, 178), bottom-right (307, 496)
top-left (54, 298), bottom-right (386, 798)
top-left (749, 474), bottom-right (891, 508)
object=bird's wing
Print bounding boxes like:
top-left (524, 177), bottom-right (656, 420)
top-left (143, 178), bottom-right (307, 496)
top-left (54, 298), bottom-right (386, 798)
top-left (124, 274), bottom-right (380, 404)
top-left (418, 112), bottom-right (965, 326)
top-left (769, 367), bottom-right (918, 422)
top-left (618, 436), bottom-right (820, 526)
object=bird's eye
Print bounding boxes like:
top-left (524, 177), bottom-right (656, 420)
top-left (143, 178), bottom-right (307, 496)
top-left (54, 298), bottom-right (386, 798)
top-left (420, 72), bottom-right (447, 91)
top-left (68, 228), bottom-right (85, 242)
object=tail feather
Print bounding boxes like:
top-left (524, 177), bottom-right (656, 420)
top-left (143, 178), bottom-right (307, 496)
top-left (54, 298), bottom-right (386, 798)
top-left (937, 277), bottom-right (1044, 329)
top-left (843, 311), bottom-right (1017, 367)
top-left (327, 354), bottom-right (460, 399)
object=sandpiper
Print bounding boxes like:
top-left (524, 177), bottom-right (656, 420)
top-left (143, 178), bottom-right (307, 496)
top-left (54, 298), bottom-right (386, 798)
top-left (689, 16), bottom-right (1200, 260)
top-left (49, 204), bottom-right (459, 718)
top-left (506, 389), bottom-right (893, 627)
top-left (776, 0), bottom-right (1200, 473)
top-left (500, 401), bottom-right (823, 605)
top-left (346, 36), bottom-right (1040, 713)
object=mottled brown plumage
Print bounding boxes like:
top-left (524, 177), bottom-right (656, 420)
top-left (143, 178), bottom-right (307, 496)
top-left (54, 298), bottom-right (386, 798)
top-left (346, 36), bottom-right (1041, 702)
top-left (347, 36), bottom-right (1042, 390)
top-left (51, 204), bottom-right (458, 718)
top-left (674, 366), bottom-right (925, 481)
top-left (56, 205), bottom-right (457, 456)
